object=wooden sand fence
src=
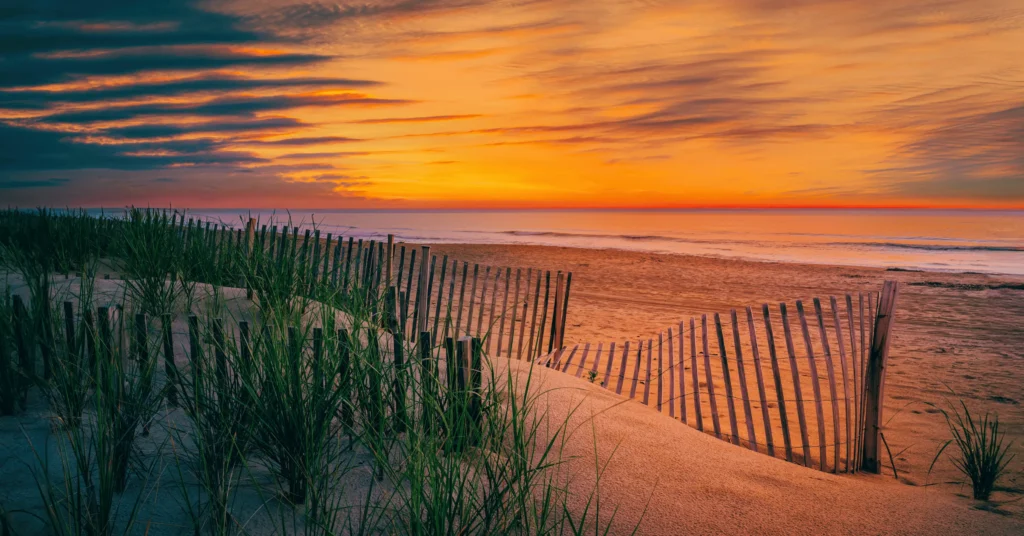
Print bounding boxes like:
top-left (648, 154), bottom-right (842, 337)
top-left (538, 281), bottom-right (900, 475)
top-left (167, 213), bottom-right (574, 363)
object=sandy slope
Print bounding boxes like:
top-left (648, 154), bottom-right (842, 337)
top-left (510, 358), bottom-right (1023, 535)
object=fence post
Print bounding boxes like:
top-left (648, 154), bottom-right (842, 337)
top-left (419, 331), bottom-right (435, 435)
top-left (416, 246), bottom-right (431, 335)
top-left (550, 271), bottom-right (564, 356)
top-left (245, 217), bottom-right (256, 253)
top-left (161, 313), bottom-right (177, 407)
top-left (385, 287), bottom-right (407, 433)
top-left (11, 296), bottom-right (30, 406)
top-left (860, 280), bottom-right (899, 474)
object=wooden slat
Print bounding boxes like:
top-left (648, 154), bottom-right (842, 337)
top-left (574, 342), bottom-right (592, 377)
top-left (690, 318), bottom-right (702, 431)
top-left (762, 304), bottom-right (792, 462)
top-left (537, 271), bottom-right (551, 359)
top-left (640, 339), bottom-right (652, 404)
top-left (780, 302), bottom-right (812, 467)
top-left (715, 313), bottom-right (740, 446)
top-left (830, 296), bottom-right (853, 473)
top-left (343, 237), bottom-right (355, 293)
top-left (746, 306), bottom-right (774, 457)
top-left (402, 248), bottom-right (416, 334)
top-left (525, 270), bottom-right (542, 361)
top-left (862, 282), bottom-right (899, 474)
top-left (559, 272), bottom-right (572, 350)
top-left (443, 259), bottom-right (457, 341)
top-left (796, 300), bottom-right (827, 472)
top-left (454, 262), bottom-right (469, 337)
top-left (656, 332), bottom-right (664, 412)
top-left (731, 310), bottom-right (758, 452)
top-left (420, 254), bottom-right (437, 341)
top-left (845, 294), bottom-right (860, 471)
top-left (496, 267), bottom-right (512, 356)
top-left (667, 329), bottom-right (676, 418)
top-left (432, 254), bottom-right (449, 345)
top-left (560, 345), bottom-right (580, 372)
top-left (550, 271), bottom-right (565, 354)
top-left (702, 315), bottom-right (722, 438)
top-left (628, 342), bottom-right (642, 399)
top-left (615, 341), bottom-right (630, 395)
top-left (602, 342), bottom-right (616, 389)
top-left (415, 247), bottom-right (432, 335)
top-left (466, 264), bottom-right (480, 337)
top-left (813, 298), bottom-right (842, 473)
top-left (856, 292), bottom-right (867, 472)
top-left (675, 325), bottom-right (688, 422)
top-left (396, 246), bottom-right (407, 301)
top-left (515, 268), bottom-right (531, 360)
top-left (503, 269), bottom-right (517, 358)
top-left (486, 267), bottom-right (501, 353)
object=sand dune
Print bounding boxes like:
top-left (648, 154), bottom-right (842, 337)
top-left (513, 358), bottom-right (1022, 534)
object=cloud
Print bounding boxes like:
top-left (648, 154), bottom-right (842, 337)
top-left (0, 177), bottom-right (71, 189)
top-left (0, 122), bottom-right (263, 171)
top-left (353, 114), bottom-right (481, 124)
top-left (244, 136), bottom-right (362, 146)
top-left (2, 76), bottom-right (380, 107)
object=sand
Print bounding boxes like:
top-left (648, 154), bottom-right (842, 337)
top-left (1, 243), bottom-right (1022, 533)
top-left (424, 243), bottom-right (1024, 516)
top-left (516, 357), bottom-right (1023, 534)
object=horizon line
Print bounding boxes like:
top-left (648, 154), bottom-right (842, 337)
top-left (45, 204), bottom-right (1024, 212)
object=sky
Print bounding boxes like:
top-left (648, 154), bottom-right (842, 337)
top-left (1, 0), bottom-right (1022, 209)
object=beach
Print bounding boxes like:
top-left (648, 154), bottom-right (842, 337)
top-left (426, 242), bottom-right (1024, 514)
top-left (1, 236), bottom-right (1021, 533)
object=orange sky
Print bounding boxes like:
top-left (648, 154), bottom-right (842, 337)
top-left (2, 0), bottom-right (1022, 208)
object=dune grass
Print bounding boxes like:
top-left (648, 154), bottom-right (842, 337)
top-left (929, 398), bottom-right (1016, 501)
top-left (1, 208), bottom-right (633, 535)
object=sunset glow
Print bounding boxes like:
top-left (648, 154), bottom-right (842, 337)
top-left (2, 1), bottom-right (1022, 208)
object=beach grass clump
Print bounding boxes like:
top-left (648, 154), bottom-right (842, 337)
top-left (171, 316), bottom-right (255, 535)
top-left (37, 301), bottom-right (93, 430)
top-left (118, 208), bottom-right (185, 316)
top-left (244, 318), bottom-right (351, 506)
top-left (91, 308), bottom-right (164, 492)
top-left (28, 311), bottom-right (159, 536)
top-left (930, 399), bottom-right (1016, 501)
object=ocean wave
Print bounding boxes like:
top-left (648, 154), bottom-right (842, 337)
top-left (498, 230), bottom-right (1024, 252)
top-left (837, 242), bottom-right (1024, 253)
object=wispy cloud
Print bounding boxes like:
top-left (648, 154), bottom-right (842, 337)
top-left (2, 0), bottom-right (1022, 207)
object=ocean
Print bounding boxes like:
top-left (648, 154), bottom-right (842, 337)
top-left (161, 209), bottom-right (1023, 276)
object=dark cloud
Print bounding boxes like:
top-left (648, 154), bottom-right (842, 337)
top-left (0, 0), bottom-right (388, 196)
top-left (0, 178), bottom-right (71, 189)
top-left (353, 114), bottom-right (481, 124)
top-left (0, 123), bottom-right (263, 172)
top-left (2, 76), bottom-right (380, 108)
top-left (259, 0), bottom-right (485, 29)
top-left (244, 136), bottom-right (362, 146)
top-left (105, 118), bottom-right (307, 140)
top-left (0, 49), bottom-right (329, 89)
top-left (44, 94), bottom-right (408, 124)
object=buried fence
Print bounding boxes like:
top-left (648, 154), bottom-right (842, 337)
top-left (539, 281), bottom-right (900, 475)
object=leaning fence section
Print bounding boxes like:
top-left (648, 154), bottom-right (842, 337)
top-left (539, 282), bottom-right (899, 475)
